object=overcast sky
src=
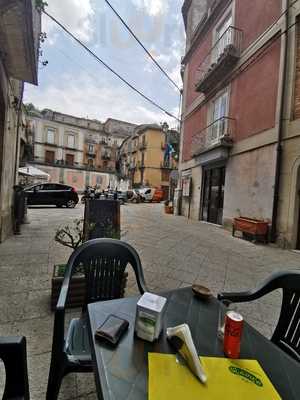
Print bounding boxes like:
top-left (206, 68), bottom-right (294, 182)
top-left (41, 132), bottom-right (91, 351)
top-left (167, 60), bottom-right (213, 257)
top-left (24, 0), bottom-right (185, 129)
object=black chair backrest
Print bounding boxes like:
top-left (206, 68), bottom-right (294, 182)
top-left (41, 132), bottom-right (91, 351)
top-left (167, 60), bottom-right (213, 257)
top-left (66, 238), bottom-right (147, 305)
top-left (0, 336), bottom-right (29, 400)
top-left (219, 270), bottom-right (300, 362)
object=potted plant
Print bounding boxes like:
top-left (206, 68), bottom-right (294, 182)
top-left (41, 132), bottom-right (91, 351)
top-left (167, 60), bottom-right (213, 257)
top-left (51, 219), bottom-right (127, 310)
top-left (164, 200), bottom-right (174, 214)
top-left (51, 219), bottom-right (89, 310)
top-left (232, 216), bottom-right (269, 243)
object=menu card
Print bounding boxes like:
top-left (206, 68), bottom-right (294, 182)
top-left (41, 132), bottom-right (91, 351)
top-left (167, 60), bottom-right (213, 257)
top-left (148, 354), bottom-right (281, 399)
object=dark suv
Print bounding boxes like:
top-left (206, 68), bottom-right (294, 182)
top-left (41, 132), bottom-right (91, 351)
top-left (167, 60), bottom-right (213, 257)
top-left (24, 183), bottom-right (79, 208)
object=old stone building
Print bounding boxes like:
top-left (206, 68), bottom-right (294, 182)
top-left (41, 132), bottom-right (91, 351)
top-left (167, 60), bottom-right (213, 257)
top-left (179, 0), bottom-right (300, 248)
top-left (26, 108), bottom-right (136, 191)
top-left (0, 1), bottom-right (41, 241)
top-left (118, 124), bottom-right (179, 197)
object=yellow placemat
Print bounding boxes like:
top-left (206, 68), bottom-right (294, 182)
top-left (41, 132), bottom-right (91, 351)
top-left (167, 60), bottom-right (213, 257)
top-left (148, 354), bottom-right (281, 400)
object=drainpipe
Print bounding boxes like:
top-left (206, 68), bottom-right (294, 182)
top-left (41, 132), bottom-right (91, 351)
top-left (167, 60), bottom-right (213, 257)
top-left (270, 0), bottom-right (289, 242)
top-left (13, 82), bottom-right (25, 185)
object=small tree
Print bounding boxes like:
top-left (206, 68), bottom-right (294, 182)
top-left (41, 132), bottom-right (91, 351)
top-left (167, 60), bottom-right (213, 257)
top-left (55, 219), bottom-right (95, 250)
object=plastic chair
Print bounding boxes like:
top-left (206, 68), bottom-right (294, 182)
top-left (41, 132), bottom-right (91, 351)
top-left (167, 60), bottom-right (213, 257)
top-left (218, 270), bottom-right (300, 362)
top-left (0, 336), bottom-right (30, 400)
top-left (46, 238), bottom-right (148, 400)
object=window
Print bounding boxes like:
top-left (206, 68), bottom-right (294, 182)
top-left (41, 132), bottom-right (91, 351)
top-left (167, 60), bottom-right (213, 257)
top-left (42, 184), bottom-right (58, 190)
top-left (66, 154), bottom-right (74, 166)
top-left (47, 128), bottom-right (55, 144)
top-left (45, 150), bottom-right (55, 164)
top-left (88, 144), bottom-right (94, 153)
top-left (67, 134), bottom-right (75, 148)
top-left (210, 91), bottom-right (229, 143)
top-left (213, 14), bottom-right (233, 62)
top-left (88, 158), bottom-right (94, 167)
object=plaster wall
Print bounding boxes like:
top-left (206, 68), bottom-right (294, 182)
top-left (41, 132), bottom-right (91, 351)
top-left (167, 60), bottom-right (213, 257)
top-left (0, 62), bottom-right (22, 241)
top-left (223, 144), bottom-right (276, 225)
top-left (32, 164), bottom-right (112, 192)
top-left (276, 136), bottom-right (300, 248)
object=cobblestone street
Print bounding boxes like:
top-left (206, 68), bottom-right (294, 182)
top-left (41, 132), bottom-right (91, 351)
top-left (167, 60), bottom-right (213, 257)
top-left (0, 202), bottom-right (300, 399)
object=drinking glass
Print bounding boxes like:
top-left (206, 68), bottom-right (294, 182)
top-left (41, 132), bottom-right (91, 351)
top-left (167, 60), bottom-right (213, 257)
top-left (217, 299), bottom-right (231, 340)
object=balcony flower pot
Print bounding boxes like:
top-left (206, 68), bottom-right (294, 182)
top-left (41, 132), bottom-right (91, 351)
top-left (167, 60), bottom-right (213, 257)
top-left (233, 217), bottom-right (269, 243)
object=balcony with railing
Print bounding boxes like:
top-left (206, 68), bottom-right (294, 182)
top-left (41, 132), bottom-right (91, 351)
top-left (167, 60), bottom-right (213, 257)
top-left (195, 26), bottom-right (242, 93)
top-left (191, 117), bottom-right (235, 158)
top-left (139, 141), bottom-right (147, 151)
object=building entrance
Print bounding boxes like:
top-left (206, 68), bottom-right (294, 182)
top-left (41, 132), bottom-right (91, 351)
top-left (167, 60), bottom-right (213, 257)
top-left (201, 166), bottom-right (225, 225)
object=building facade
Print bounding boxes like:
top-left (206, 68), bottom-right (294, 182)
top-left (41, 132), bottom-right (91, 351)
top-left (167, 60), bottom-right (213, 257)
top-left (26, 108), bottom-right (136, 191)
top-left (179, 0), bottom-right (300, 248)
top-left (0, 1), bottom-right (41, 241)
top-left (118, 124), bottom-right (179, 198)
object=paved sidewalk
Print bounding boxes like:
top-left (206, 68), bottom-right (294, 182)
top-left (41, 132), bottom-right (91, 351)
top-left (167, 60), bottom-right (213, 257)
top-left (0, 203), bottom-right (300, 399)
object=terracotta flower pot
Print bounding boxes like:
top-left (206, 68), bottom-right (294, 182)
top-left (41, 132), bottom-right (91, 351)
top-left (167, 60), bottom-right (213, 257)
top-left (164, 205), bottom-right (174, 214)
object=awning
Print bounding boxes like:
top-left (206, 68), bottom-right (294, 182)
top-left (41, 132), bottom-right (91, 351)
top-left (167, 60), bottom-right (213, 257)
top-left (19, 166), bottom-right (50, 179)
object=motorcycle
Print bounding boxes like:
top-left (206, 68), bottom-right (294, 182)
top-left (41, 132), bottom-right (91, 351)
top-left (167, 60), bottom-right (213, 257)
top-left (81, 187), bottom-right (96, 204)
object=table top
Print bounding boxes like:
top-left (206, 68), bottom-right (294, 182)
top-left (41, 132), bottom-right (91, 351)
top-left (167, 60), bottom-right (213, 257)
top-left (88, 287), bottom-right (300, 400)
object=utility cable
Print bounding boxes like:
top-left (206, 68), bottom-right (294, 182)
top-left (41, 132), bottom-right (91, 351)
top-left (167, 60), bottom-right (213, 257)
top-left (104, 0), bottom-right (181, 92)
top-left (42, 10), bottom-right (181, 122)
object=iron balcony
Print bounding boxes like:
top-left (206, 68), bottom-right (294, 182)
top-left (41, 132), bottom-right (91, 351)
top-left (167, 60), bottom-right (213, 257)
top-left (195, 26), bottom-right (243, 94)
top-left (191, 117), bottom-right (235, 157)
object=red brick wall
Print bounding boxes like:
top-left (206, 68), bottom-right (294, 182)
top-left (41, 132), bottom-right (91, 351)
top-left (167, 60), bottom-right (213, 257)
top-left (182, 0), bottom-right (281, 162)
top-left (186, 31), bottom-right (213, 109)
top-left (235, 0), bottom-right (282, 51)
top-left (182, 105), bottom-right (208, 162)
top-left (230, 39), bottom-right (280, 141)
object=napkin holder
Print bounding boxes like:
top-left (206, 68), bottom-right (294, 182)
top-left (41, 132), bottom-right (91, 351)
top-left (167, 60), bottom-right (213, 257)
top-left (167, 323), bottom-right (207, 383)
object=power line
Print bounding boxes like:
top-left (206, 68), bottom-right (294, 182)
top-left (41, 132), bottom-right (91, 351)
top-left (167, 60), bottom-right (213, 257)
top-left (104, 0), bottom-right (181, 92)
top-left (42, 10), bottom-right (181, 122)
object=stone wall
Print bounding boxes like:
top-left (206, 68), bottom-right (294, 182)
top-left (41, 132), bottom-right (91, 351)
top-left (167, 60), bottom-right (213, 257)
top-left (223, 144), bottom-right (276, 225)
top-left (0, 62), bottom-right (22, 241)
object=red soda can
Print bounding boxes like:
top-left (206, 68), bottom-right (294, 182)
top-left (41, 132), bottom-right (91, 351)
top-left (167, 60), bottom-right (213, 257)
top-left (224, 311), bottom-right (243, 359)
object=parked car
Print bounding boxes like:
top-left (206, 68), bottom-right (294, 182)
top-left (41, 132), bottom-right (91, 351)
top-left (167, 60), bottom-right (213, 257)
top-left (127, 189), bottom-right (142, 203)
top-left (24, 183), bottom-right (79, 208)
top-left (138, 187), bottom-right (164, 203)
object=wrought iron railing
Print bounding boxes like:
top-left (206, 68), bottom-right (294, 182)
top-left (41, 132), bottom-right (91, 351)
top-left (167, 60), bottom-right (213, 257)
top-left (195, 26), bottom-right (242, 85)
top-left (191, 117), bottom-right (235, 155)
top-left (139, 141), bottom-right (147, 150)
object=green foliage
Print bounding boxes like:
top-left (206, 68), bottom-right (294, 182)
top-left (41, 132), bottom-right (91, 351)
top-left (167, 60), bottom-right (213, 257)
top-left (24, 103), bottom-right (37, 112)
top-left (35, 0), bottom-right (48, 12)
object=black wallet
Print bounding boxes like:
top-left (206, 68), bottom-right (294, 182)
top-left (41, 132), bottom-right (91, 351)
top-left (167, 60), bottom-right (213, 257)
top-left (95, 315), bottom-right (129, 345)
